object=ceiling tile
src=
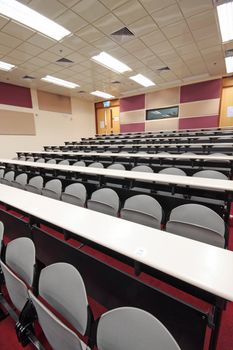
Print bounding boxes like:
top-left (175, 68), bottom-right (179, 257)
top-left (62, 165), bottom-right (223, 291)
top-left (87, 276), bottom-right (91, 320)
top-left (187, 10), bottom-right (216, 31)
top-left (57, 0), bottom-right (80, 7)
top-left (141, 30), bottom-right (166, 46)
top-left (93, 13), bottom-right (124, 35)
top-left (0, 15), bottom-right (9, 29)
top-left (177, 0), bottom-right (213, 18)
top-left (139, 0), bottom-right (176, 13)
top-left (133, 47), bottom-right (153, 59)
top-left (162, 19), bottom-right (189, 39)
top-left (169, 31), bottom-right (194, 49)
top-left (17, 42), bottom-right (44, 55)
top-left (61, 34), bottom-right (87, 50)
top-left (0, 44), bottom-right (13, 56)
top-left (65, 51), bottom-right (86, 63)
top-left (27, 0), bottom-right (66, 19)
top-left (151, 40), bottom-right (174, 55)
top-left (7, 49), bottom-right (33, 61)
top-left (27, 33), bottom-right (55, 49)
top-left (76, 25), bottom-right (105, 43)
top-left (128, 16), bottom-right (158, 37)
top-left (55, 10), bottom-right (88, 32)
top-left (151, 4), bottom-right (183, 28)
top-left (114, 0), bottom-right (147, 25)
top-left (0, 32), bottom-right (22, 49)
top-left (48, 44), bottom-right (73, 56)
top-left (93, 37), bottom-right (119, 50)
top-left (99, 0), bottom-right (128, 11)
top-left (72, 0), bottom-right (109, 22)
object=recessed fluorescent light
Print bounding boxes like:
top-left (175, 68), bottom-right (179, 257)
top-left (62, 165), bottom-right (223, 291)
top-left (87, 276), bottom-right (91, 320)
top-left (225, 56), bottom-right (233, 73)
top-left (90, 91), bottom-right (115, 99)
top-left (0, 0), bottom-right (71, 41)
top-left (216, 1), bottom-right (233, 42)
top-left (0, 60), bottom-right (15, 71)
top-left (41, 75), bottom-right (79, 89)
top-left (91, 52), bottom-right (132, 73)
top-left (129, 74), bottom-right (155, 87)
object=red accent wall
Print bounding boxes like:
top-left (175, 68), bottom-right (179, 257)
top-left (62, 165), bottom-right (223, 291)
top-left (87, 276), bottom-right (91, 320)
top-left (179, 116), bottom-right (219, 129)
top-left (0, 82), bottom-right (32, 108)
top-left (180, 79), bottom-right (222, 103)
top-left (120, 94), bottom-right (145, 112)
top-left (120, 122), bottom-right (145, 133)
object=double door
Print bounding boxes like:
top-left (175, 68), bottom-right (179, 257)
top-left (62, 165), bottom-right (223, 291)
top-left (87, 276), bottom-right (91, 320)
top-left (96, 106), bottom-right (120, 134)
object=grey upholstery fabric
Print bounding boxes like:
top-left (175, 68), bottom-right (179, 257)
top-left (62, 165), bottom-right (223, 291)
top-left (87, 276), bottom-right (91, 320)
top-left (25, 176), bottom-right (43, 194)
top-left (88, 162), bottom-right (104, 168)
top-left (0, 221), bottom-right (4, 255)
top-left (0, 169), bottom-right (4, 179)
top-left (131, 165), bottom-right (153, 173)
top-left (107, 164), bottom-right (125, 170)
top-left (166, 204), bottom-right (225, 247)
top-left (87, 188), bottom-right (119, 216)
top-left (121, 195), bottom-right (162, 229)
top-left (73, 161), bottom-right (86, 167)
top-left (159, 167), bottom-right (186, 176)
top-left (61, 183), bottom-right (86, 207)
top-left (36, 158), bottom-right (45, 163)
top-left (39, 262), bottom-right (89, 335)
top-left (193, 170), bottom-right (227, 180)
top-left (29, 291), bottom-right (88, 350)
top-left (0, 171), bottom-right (15, 185)
top-left (47, 159), bottom-right (56, 164)
top-left (11, 173), bottom-right (28, 189)
top-left (42, 179), bottom-right (62, 200)
top-left (26, 157), bottom-right (34, 162)
top-left (59, 160), bottom-right (70, 165)
top-left (97, 307), bottom-right (181, 350)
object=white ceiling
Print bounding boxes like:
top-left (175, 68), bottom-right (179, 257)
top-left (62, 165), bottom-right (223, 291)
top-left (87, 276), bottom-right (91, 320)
top-left (0, 0), bottom-right (230, 101)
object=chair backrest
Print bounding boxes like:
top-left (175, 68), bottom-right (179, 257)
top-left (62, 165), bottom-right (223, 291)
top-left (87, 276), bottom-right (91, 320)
top-left (96, 307), bottom-right (181, 350)
top-left (0, 168), bottom-right (4, 179)
top-left (25, 176), bottom-right (44, 194)
top-left (19, 156), bottom-right (26, 161)
top-left (73, 161), bottom-right (86, 167)
top-left (88, 162), bottom-right (104, 168)
top-left (0, 237), bottom-right (35, 312)
top-left (120, 195), bottom-right (162, 229)
top-left (29, 291), bottom-right (87, 350)
top-left (42, 179), bottom-right (62, 200)
top-left (87, 188), bottom-right (120, 216)
top-left (193, 170), bottom-right (228, 180)
top-left (38, 262), bottom-right (89, 335)
top-left (59, 160), bottom-right (70, 165)
top-left (15, 173), bottom-right (28, 185)
top-left (4, 171), bottom-right (15, 181)
top-left (159, 167), bottom-right (186, 176)
top-left (0, 221), bottom-right (4, 256)
top-left (47, 159), bottom-right (56, 164)
top-left (107, 164), bottom-right (125, 170)
top-left (36, 158), bottom-right (45, 163)
top-left (26, 157), bottom-right (34, 162)
top-left (131, 165), bottom-right (153, 173)
top-left (61, 183), bottom-right (87, 207)
top-left (166, 203), bottom-right (225, 247)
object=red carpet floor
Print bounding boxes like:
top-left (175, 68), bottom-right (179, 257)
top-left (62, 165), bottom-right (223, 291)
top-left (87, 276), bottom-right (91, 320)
top-left (0, 208), bottom-right (233, 349)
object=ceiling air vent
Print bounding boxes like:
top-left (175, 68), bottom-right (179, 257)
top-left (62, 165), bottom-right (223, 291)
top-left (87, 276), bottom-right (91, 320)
top-left (111, 27), bottom-right (134, 43)
top-left (157, 66), bottom-right (170, 72)
top-left (78, 91), bottom-right (86, 94)
top-left (22, 75), bottom-right (35, 80)
top-left (56, 57), bottom-right (74, 64)
top-left (111, 81), bottom-right (121, 84)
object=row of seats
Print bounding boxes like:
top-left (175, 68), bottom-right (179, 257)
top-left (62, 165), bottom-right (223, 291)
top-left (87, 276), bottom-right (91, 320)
top-left (0, 172), bottom-right (225, 248)
top-left (0, 228), bottom-right (181, 350)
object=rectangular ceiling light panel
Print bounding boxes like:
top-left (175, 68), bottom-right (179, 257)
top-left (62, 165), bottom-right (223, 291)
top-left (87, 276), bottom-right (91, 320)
top-left (41, 75), bottom-right (79, 89)
top-left (91, 52), bottom-right (132, 73)
top-left (217, 1), bottom-right (233, 42)
top-left (90, 90), bottom-right (115, 99)
top-left (0, 0), bottom-right (71, 40)
top-left (129, 74), bottom-right (155, 87)
top-left (0, 60), bottom-right (15, 71)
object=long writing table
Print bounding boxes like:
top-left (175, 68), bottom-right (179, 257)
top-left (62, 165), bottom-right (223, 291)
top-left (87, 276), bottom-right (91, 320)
top-left (0, 184), bottom-right (233, 350)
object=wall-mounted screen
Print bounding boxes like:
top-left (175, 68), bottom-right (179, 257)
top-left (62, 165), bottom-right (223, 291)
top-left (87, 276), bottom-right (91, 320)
top-left (146, 105), bottom-right (179, 120)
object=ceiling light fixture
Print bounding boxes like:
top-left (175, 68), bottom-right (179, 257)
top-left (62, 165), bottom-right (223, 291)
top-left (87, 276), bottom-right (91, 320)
top-left (91, 52), bottom-right (132, 73)
top-left (216, 1), bottom-right (233, 42)
top-left (41, 75), bottom-right (79, 89)
top-left (0, 0), bottom-right (71, 41)
top-left (225, 56), bottom-right (233, 73)
top-left (90, 90), bottom-right (115, 99)
top-left (129, 74), bottom-right (155, 87)
top-left (0, 60), bottom-right (15, 71)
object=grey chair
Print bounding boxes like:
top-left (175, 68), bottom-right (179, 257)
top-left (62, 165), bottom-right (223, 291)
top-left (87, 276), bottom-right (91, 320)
top-left (0, 237), bottom-right (35, 312)
top-left (120, 195), bottom-right (162, 229)
top-left (29, 262), bottom-right (90, 350)
top-left (42, 179), bottom-right (62, 200)
top-left (26, 157), bottom-right (34, 162)
top-left (193, 170), bottom-right (228, 180)
top-left (0, 221), bottom-right (4, 256)
top-left (205, 153), bottom-right (230, 163)
top-left (166, 203), bottom-right (225, 248)
top-left (96, 307), bottom-right (181, 350)
top-left (87, 188), bottom-right (120, 216)
top-left (73, 161), bottom-right (86, 167)
top-left (131, 165), bottom-right (153, 193)
top-left (0, 171), bottom-right (15, 185)
top-left (25, 176), bottom-right (44, 194)
top-left (47, 159), bottom-right (56, 164)
top-left (11, 173), bottom-right (28, 189)
top-left (36, 158), bottom-right (45, 163)
top-left (59, 160), bottom-right (70, 165)
top-left (88, 162), bottom-right (104, 168)
top-left (107, 163), bottom-right (125, 170)
top-left (0, 168), bottom-right (4, 180)
top-left (19, 156), bottom-right (26, 161)
top-left (158, 167), bottom-right (186, 176)
top-left (61, 183), bottom-right (87, 207)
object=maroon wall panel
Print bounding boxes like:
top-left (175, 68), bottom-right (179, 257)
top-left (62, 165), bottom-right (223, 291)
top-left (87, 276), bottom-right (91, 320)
top-left (120, 122), bottom-right (145, 133)
top-left (120, 94), bottom-right (145, 112)
top-left (180, 79), bottom-right (222, 103)
top-left (179, 116), bottom-right (219, 130)
top-left (0, 82), bottom-right (32, 108)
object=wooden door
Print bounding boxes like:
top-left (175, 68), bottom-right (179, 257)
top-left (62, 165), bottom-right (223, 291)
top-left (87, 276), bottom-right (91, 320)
top-left (111, 106), bottom-right (120, 134)
top-left (96, 107), bottom-right (120, 134)
top-left (220, 83), bottom-right (233, 127)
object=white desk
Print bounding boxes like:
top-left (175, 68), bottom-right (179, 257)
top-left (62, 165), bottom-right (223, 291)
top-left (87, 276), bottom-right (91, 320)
top-left (26, 151), bottom-right (233, 162)
top-left (1, 158), bottom-right (233, 192)
top-left (59, 142), bottom-right (233, 148)
top-left (0, 183), bottom-right (233, 301)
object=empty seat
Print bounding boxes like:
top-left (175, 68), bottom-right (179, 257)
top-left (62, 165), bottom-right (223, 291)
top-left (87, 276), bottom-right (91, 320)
top-left (36, 158), bottom-right (45, 163)
top-left (42, 179), bottom-right (62, 200)
top-left (29, 262), bottom-right (91, 350)
top-left (107, 163), bottom-right (125, 170)
top-left (0, 237), bottom-right (35, 312)
top-left (193, 170), bottom-right (228, 180)
top-left (120, 195), bottom-right (163, 229)
top-left (73, 161), bottom-right (86, 167)
top-left (96, 307), bottom-right (180, 350)
top-left (87, 188), bottom-right (119, 216)
top-left (0, 221), bottom-right (4, 255)
top-left (0, 171), bottom-right (15, 185)
top-left (61, 183), bottom-right (86, 207)
top-left (47, 159), bottom-right (56, 164)
top-left (25, 176), bottom-right (43, 194)
top-left (59, 160), bottom-right (70, 165)
top-left (166, 203), bottom-right (225, 248)
top-left (26, 157), bottom-right (34, 162)
top-left (131, 165), bottom-right (153, 173)
top-left (159, 167), bottom-right (186, 176)
top-left (0, 168), bottom-right (4, 180)
top-left (11, 173), bottom-right (28, 189)
top-left (88, 162), bottom-right (104, 168)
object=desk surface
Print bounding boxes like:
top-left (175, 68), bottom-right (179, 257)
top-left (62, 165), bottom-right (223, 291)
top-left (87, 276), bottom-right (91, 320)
top-left (1, 158), bottom-right (233, 192)
top-left (19, 151), bottom-right (233, 162)
top-left (0, 183), bottom-right (233, 301)
top-left (58, 142), bottom-right (233, 148)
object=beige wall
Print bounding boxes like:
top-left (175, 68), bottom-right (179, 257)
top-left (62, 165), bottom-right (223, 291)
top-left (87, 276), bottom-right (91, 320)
top-left (0, 89), bottom-right (95, 158)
